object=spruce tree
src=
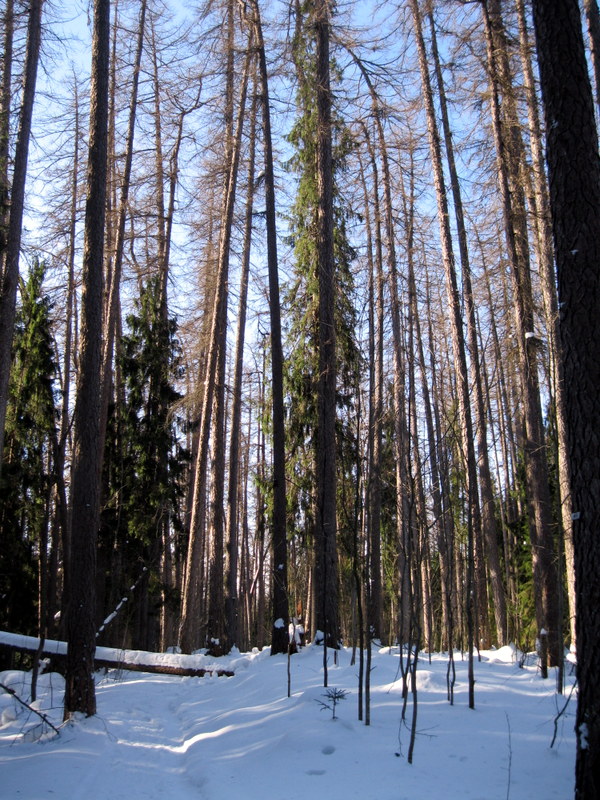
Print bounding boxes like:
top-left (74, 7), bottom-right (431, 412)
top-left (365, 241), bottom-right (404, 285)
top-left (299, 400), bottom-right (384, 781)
top-left (99, 277), bottom-right (187, 651)
top-left (284, 0), bottom-right (360, 647)
top-left (0, 259), bottom-right (58, 636)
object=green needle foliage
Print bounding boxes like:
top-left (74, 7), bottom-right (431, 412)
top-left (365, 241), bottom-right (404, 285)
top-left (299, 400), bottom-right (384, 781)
top-left (283, 1), bottom-right (362, 612)
top-left (0, 259), bottom-right (58, 635)
top-left (99, 277), bottom-right (188, 650)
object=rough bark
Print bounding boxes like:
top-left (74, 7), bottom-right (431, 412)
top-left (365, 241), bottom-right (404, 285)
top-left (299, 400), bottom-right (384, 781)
top-left (64, 0), bottom-right (110, 719)
top-left (179, 29), bottom-right (252, 654)
top-left (100, 0), bottom-right (146, 447)
top-left (483, 0), bottom-right (561, 670)
top-left (428, 6), bottom-right (507, 645)
top-left (532, 0), bottom-right (600, 794)
top-left (314, 0), bottom-right (339, 651)
top-left (0, 0), bottom-right (42, 474)
top-left (246, 0), bottom-right (289, 656)
top-left (224, 74), bottom-right (256, 653)
top-left (0, 0), bottom-right (13, 280)
top-left (410, 0), bottom-right (478, 702)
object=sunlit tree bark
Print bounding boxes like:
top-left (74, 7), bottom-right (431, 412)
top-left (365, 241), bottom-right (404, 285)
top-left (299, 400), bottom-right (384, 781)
top-left (64, 0), bottom-right (110, 719)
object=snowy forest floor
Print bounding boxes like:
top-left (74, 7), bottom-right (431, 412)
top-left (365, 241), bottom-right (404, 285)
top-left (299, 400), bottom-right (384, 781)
top-left (0, 643), bottom-right (576, 799)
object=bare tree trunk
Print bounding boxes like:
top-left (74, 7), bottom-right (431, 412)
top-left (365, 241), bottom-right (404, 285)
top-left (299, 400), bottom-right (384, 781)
top-left (225, 68), bottom-right (256, 652)
top-left (402, 149), bottom-right (454, 658)
top-left (583, 0), bottom-right (600, 113)
top-left (428, 5), bottom-right (506, 645)
top-left (360, 127), bottom-right (384, 646)
top-left (532, 0), bottom-right (600, 793)
top-left (0, 0), bottom-right (13, 281)
top-left (64, 0), bottom-right (110, 719)
top-left (247, 0), bottom-right (289, 656)
top-left (55, 74), bottom-right (82, 636)
top-left (410, 0), bottom-right (478, 703)
top-left (179, 30), bottom-right (252, 654)
top-left (483, 0), bottom-right (561, 670)
top-left (0, 0), bottom-right (42, 474)
top-left (348, 54), bottom-right (410, 648)
top-left (100, 0), bottom-right (146, 446)
top-left (515, 0), bottom-right (575, 648)
top-left (368, 157), bottom-right (384, 647)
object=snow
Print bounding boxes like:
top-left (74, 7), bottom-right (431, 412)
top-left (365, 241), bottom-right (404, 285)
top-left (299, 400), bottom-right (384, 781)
top-left (0, 644), bottom-right (575, 799)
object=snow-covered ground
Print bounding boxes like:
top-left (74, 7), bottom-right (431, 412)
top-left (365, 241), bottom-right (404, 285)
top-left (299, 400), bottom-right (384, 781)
top-left (0, 643), bottom-right (575, 799)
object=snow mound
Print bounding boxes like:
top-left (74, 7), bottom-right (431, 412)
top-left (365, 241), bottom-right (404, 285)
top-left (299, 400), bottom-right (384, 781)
top-left (484, 644), bottom-right (518, 664)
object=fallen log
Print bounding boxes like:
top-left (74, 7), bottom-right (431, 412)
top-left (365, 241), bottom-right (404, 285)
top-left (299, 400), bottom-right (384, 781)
top-left (0, 631), bottom-right (234, 678)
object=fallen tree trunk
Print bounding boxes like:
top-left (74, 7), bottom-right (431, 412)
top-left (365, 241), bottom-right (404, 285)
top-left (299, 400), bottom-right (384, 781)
top-left (0, 631), bottom-right (234, 678)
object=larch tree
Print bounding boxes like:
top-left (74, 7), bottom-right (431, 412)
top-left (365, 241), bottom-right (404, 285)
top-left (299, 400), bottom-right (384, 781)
top-left (246, 0), bottom-right (290, 657)
top-left (482, 0), bottom-right (561, 672)
top-left (64, 0), bottom-right (111, 719)
top-left (0, 0), bottom-right (43, 474)
top-left (532, 0), bottom-right (600, 794)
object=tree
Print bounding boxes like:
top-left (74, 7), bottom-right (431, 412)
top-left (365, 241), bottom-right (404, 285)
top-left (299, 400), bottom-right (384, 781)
top-left (482, 0), bottom-right (561, 671)
top-left (313, 0), bottom-right (339, 655)
top-left (246, 0), bottom-right (289, 656)
top-left (179, 16), bottom-right (253, 654)
top-left (99, 277), bottom-right (187, 651)
top-left (285, 0), bottom-right (359, 651)
top-left (410, 0), bottom-right (478, 703)
top-left (0, 0), bottom-right (43, 474)
top-left (0, 0), bottom-right (14, 271)
top-left (0, 259), bottom-right (58, 638)
top-left (531, 0), bottom-right (600, 794)
top-left (64, 0), bottom-right (111, 719)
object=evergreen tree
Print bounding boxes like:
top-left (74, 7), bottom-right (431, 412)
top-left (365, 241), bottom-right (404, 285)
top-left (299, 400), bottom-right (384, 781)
top-left (284, 0), bottom-right (360, 646)
top-left (99, 277), bottom-right (187, 651)
top-left (0, 259), bottom-right (58, 636)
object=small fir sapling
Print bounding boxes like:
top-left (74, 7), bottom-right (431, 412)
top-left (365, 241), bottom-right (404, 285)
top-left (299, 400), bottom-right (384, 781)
top-left (316, 687), bottom-right (349, 720)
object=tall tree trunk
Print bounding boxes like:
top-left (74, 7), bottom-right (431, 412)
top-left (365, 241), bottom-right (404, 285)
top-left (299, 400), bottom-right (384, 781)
top-left (0, 0), bottom-right (42, 474)
top-left (428, 5), bottom-right (507, 645)
top-left (360, 126), bottom-right (384, 646)
top-left (0, 0), bottom-right (13, 281)
top-left (100, 0), bottom-right (147, 446)
top-left (313, 0), bottom-right (339, 654)
top-left (583, 0), bottom-right (600, 112)
top-left (483, 0), bottom-right (561, 670)
top-left (515, 0), bottom-right (575, 648)
top-left (349, 51), bottom-right (411, 648)
top-left (247, 0), bottom-right (289, 656)
top-left (410, 0), bottom-right (479, 703)
top-left (367, 151), bottom-right (384, 647)
top-left (224, 69), bottom-right (256, 653)
top-left (179, 29), bottom-right (252, 654)
top-left (64, 0), bottom-right (110, 719)
top-left (56, 74), bottom-right (82, 637)
top-left (532, 0), bottom-right (600, 794)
